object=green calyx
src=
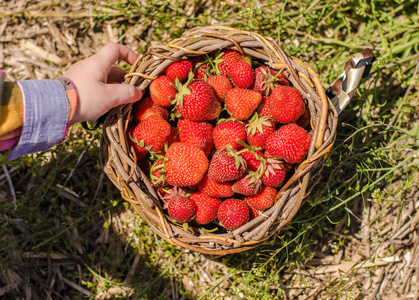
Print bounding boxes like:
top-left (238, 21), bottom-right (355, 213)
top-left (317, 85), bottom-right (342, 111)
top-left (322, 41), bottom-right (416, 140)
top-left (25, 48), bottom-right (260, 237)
top-left (216, 116), bottom-right (243, 125)
top-left (260, 65), bottom-right (286, 96)
top-left (223, 145), bottom-right (247, 170)
top-left (212, 51), bottom-right (225, 75)
top-left (150, 158), bottom-right (167, 186)
top-left (245, 113), bottom-right (273, 135)
top-left (171, 72), bottom-right (194, 107)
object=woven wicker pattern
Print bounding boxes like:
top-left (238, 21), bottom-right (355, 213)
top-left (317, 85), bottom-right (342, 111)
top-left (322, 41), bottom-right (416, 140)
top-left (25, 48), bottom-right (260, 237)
top-left (99, 26), bottom-right (339, 255)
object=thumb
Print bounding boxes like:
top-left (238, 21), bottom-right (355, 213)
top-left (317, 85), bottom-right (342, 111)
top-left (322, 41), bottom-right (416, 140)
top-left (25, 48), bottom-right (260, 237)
top-left (105, 83), bottom-right (143, 108)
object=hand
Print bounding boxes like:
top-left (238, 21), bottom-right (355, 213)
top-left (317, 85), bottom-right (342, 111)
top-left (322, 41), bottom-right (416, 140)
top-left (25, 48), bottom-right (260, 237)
top-left (63, 43), bottom-right (143, 124)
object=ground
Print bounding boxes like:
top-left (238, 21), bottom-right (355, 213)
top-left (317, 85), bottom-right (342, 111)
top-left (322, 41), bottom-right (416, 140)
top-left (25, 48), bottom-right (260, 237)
top-left (0, 1), bottom-right (418, 299)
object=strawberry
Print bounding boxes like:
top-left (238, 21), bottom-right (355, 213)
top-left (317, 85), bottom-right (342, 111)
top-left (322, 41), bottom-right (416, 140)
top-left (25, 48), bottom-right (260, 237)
top-left (132, 115), bottom-right (171, 154)
top-left (132, 96), bottom-right (169, 124)
top-left (126, 125), bottom-right (148, 160)
top-left (268, 86), bottom-right (305, 124)
top-left (149, 75), bottom-right (177, 107)
top-left (197, 173), bottom-right (235, 198)
top-left (245, 114), bottom-right (276, 149)
top-left (263, 151), bottom-right (294, 171)
top-left (190, 191), bottom-right (222, 224)
top-left (215, 49), bottom-right (244, 76)
top-left (217, 199), bottom-right (249, 230)
top-left (161, 186), bottom-right (190, 202)
top-left (225, 87), bottom-right (262, 121)
top-left (208, 147), bottom-right (247, 182)
top-left (176, 118), bottom-right (187, 130)
top-left (190, 56), bottom-right (209, 80)
top-left (265, 124), bottom-right (312, 164)
top-left (167, 195), bottom-right (196, 223)
top-left (231, 172), bottom-right (262, 196)
top-left (258, 96), bottom-right (278, 124)
top-left (239, 149), bottom-right (263, 172)
top-left (178, 119), bottom-right (214, 156)
top-left (213, 119), bottom-right (246, 150)
top-left (245, 185), bottom-right (277, 211)
top-left (253, 66), bottom-right (290, 96)
top-left (165, 142), bottom-right (209, 187)
top-left (207, 75), bottom-right (232, 103)
top-left (296, 105), bottom-right (310, 128)
top-left (166, 127), bottom-right (181, 148)
top-left (243, 198), bottom-right (260, 220)
top-left (261, 157), bottom-right (287, 188)
top-left (229, 61), bottom-right (254, 89)
top-left (174, 77), bottom-right (221, 121)
top-left (164, 59), bottom-right (193, 82)
top-left (150, 158), bottom-right (166, 187)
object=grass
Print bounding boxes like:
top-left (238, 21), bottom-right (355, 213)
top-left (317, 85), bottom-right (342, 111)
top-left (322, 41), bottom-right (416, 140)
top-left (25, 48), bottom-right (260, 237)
top-left (1, 0), bottom-right (418, 299)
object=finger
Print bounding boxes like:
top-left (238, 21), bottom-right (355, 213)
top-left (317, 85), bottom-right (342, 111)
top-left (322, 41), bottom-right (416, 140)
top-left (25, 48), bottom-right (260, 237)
top-left (107, 66), bottom-right (127, 83)
top-left (94, 43), bottom-right (138, 66)
top-left (104, 83), bottom-right (143, 108)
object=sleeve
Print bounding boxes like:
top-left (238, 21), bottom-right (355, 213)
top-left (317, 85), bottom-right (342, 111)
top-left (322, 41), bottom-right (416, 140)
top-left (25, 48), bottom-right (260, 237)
top-left (0, 71), bottom-right (78, 160)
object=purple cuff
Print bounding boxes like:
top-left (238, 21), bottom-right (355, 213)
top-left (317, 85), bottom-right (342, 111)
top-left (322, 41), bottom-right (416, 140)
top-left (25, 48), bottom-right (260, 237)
top-left (8, 80), bottom-right (69, 160)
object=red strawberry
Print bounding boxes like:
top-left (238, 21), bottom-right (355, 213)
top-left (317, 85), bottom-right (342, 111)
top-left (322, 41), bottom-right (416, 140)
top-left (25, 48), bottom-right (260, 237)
top-left (225, 87), bottom-right (262, 120)
top-left (167, 195), bottom-right (196, 223)
top-left (208, 147), bottom-right (247, 182)
top-left (258, 96), bottom-right (278, 124)
top-left (132, 115), bottom-right (171, 154)
top-left (150, 158), bottom-right (166, 187)
top-left (231, 172), bottom-right (262, 196)
top-left (190, 56), bottom-right (209, 80)
top-left (161, 186), bottom-right (190, 202)
top-left (190, 191), bottom-right (222, 224)
top-left (243, 198), bottom-right (260, 220)
top-left (265, 124), bottom-right (312, 164)
top-left (165, 142), bottom-right (209, 187)
top-left (296, 105), bottom-right (310, 128)
top-left (178, 119), bottom-right (214, 156)
top-left (246, 185), bottom-right (277, 211)
top-left (253, 66), bottom-right (289, 96)
top-left (149, 75), bottom-right (177, 107)
top-left (126, 125), bottom-right (148, 160)
top-left (268, 86), bottom-right (305, 124)
top-left (164, 59), bottom-right (193, 82)
top-left (174, 78), bottom-right (221, 121)
top-left (207, 75), bottom-right (232, 103)
top-left (264, 151), bottom-right (294, 171)
top-left (215, 49), bottom-right (244, 76)
top-left (245, 114), bottom-right (276, 149)
top-left (261, 157), bottom-right (287, 188)
top-left (217, 199), bottom-right (249, 230)
top-left (197, 173), bottom-right (235, 198)
top-left (132, 96), bottom-right (169, 124)
top-left (229, 61), bottom-right (254, 89)
top-left (239, 149), bottom-right (263, 172)
top-left (166, 127), bottom-right (181, 148)
top-left (213, 119), bottom-right (246, 150)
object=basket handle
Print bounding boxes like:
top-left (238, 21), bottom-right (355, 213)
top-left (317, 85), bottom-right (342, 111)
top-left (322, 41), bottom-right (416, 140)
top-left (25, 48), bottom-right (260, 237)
top-left (326, 49), bottom-right (375, 115)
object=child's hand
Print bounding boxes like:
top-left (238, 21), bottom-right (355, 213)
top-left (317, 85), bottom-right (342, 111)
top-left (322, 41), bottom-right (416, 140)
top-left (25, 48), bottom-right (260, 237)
top-left (63, 43), bottom-right (143, 124)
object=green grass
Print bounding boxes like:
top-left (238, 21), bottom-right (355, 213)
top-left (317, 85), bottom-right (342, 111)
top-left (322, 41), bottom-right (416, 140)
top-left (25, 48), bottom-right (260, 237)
top-left (1, 0), bottom-right (418, 299)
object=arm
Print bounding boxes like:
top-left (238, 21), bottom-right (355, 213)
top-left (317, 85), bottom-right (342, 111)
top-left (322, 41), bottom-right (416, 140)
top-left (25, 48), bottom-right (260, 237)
top-left (0, 43), bottom-right (142, 160)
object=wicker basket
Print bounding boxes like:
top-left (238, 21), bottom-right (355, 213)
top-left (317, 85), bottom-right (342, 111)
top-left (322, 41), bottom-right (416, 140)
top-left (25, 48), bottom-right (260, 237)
top-left (99, 26), bottom-right (370, 255)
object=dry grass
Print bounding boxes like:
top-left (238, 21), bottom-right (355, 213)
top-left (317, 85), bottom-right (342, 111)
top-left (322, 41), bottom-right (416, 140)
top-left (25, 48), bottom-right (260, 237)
top-left (1, 0), bottom-right (418, 299)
